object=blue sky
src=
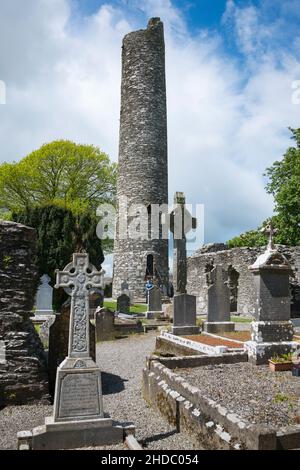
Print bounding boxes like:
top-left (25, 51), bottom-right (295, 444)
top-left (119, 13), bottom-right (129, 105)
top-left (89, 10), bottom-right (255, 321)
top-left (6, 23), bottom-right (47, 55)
top-left (71, 0), bottom-right (300, 59)
top-left (0, 0), bottom-right (300, 274)
top-left (73, 0), bottom-right (229, 27)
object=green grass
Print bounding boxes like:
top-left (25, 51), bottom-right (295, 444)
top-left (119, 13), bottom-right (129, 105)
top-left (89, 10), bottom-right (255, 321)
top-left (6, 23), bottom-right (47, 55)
top-left (196, 316), bottom-right (251, 324)
top-left (34, 324), bottom-right (41, 334)
top-left (274, 392), bottom-right (291, 403)
top-left (104, 300), bottom-right (147, 314)
top-left (231, 316), bottom-right (252, 323)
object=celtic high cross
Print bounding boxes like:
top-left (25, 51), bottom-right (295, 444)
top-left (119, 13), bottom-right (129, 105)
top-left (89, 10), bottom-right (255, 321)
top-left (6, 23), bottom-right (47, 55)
top-left (170, 192), bottom-right (197, 294)
top-left (55, 253), bottom-right (104, 358)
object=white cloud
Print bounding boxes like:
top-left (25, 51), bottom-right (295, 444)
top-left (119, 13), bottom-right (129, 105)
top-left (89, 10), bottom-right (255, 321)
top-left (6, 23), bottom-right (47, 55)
top-left (0, 0), bottom-right (299, 249)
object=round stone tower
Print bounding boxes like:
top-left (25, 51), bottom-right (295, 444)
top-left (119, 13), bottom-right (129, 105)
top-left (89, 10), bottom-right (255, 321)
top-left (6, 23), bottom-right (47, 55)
top-left (112, 18), bottom-right (169, 300)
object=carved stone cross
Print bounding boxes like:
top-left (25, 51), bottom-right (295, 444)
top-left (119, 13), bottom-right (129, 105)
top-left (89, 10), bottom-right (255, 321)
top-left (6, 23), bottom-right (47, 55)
top-left (262, 222), bottom-right (278, 251)
top-left (55, 253), bottom-right (104, 358)
top-left (170, 192), bottom-right (197, 294)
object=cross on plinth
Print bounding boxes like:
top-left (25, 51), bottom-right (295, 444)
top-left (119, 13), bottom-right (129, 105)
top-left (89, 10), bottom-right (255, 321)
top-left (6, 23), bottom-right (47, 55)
top-left (261, 222), bottom-right (278, 251)
top-left (170, 192), bottom-right (197, 294)
top-left (17, 252), bottom-right (128, 448)
top-left (55, 253), bottom-right (104, 358)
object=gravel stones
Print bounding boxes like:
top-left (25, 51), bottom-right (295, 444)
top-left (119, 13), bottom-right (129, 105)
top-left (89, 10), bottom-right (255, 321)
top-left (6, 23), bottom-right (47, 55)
top-left (179, 362), bottom-right (300, 428)
top-left (0, 332), bottom-right (197, 450)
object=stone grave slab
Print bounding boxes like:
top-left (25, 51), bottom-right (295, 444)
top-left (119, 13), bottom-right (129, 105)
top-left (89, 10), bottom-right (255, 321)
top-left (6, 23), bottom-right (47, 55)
top-left (172, 293), bottom-right (199, 335)
top-left (204, 265), bottom-right (235, 334)
top-left (146, 285), bottom-right (163, 319)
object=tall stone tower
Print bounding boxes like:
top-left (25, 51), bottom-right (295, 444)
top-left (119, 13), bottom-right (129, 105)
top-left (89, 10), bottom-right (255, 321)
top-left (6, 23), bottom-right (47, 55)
top-left (112, 18), bottom-right (169, 300)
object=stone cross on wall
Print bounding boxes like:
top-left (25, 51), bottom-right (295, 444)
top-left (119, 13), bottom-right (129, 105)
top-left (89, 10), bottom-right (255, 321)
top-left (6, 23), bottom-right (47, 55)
top-left (261, 222), bottom-right (278, 251)
top-left (170, 192), bottom-right (197, 294)
top-left (55, 253), bottom-right (104, 358)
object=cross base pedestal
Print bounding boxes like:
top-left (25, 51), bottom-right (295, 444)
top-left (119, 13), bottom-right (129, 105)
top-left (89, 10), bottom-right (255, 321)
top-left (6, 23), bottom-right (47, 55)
top-left (245, 340), bottom-right (300, 365)
top-left (53, 356), bottom-right (104, 422)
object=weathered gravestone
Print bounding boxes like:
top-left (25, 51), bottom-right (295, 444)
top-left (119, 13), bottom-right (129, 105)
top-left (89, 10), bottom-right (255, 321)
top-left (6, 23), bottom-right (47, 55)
top-left (245, 225), bottom-right (300, 364)
top-left (146, 285), bottom-right (163, 319)
top-left (95, 307), bottom-right (143, 342)
top-left (117, 293), bottom-right (130, 314)
top-left (204, 265), bottom-right (235, 333)
top-left (35, 274), bottom-right (54, 317)
top-left (18, 253), bottom-right (126, 449)
top-left (47, 299), bottom-right (96, 397)
top-left (172, 294), bottom-right (199, 336)
top-left (95, 308), bottom-right (115, 342)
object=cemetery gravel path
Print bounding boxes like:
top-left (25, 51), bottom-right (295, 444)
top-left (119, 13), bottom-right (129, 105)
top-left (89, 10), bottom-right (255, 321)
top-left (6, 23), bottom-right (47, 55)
top-left (0, 332), bottom-right (197, 450)
top-left (98, 331), bottom-right (198, 450)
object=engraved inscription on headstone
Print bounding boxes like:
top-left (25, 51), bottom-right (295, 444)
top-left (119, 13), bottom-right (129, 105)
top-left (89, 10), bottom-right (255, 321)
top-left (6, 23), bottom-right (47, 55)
top-left (58, 372), bottom-right (100, 419)
top-left (262, 272), bottom-right (290, 298)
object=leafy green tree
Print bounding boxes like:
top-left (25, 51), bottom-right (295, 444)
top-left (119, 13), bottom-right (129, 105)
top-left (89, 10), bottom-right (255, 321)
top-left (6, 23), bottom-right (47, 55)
top-left (228, 128), bottom-right (300, 247)
top-left (0, 140), bottom-right (117, 213)
top-left (265, 128), bottom-right (300, 246)
top-left (13, 205), bottom-right (105, 309)
top-left (227, 224), bottom-right (269, 248)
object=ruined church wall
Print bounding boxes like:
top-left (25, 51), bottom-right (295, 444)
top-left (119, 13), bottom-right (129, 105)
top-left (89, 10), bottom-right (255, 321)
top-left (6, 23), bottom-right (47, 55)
top-left (187, 245), bottom-right (300, 317)
top-left (0, 221), bottom-right (49, 406)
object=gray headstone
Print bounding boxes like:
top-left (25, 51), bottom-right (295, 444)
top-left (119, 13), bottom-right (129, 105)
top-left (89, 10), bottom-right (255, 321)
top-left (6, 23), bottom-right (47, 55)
top-left (173, 293), bottom-right (196, 327)
top-left (117, 293), bottom-right (130, 314)
top-left (95, 308), bottom-right (115, 342)
top-left (147, 286), bottom-right (162, 318)
top-left (172, 293), bottom-right (199, 335)
top-left (207, 265), bottom-right (231, 322)
top-left (35, 274), bottom-right (53, 316)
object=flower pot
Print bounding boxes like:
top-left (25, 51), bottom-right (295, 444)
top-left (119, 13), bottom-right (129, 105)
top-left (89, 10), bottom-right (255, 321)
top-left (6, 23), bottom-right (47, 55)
top-left (269, 360), bottom-right (293, 372)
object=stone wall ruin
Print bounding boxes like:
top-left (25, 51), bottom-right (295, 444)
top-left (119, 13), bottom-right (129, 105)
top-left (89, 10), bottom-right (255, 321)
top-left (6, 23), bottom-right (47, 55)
top-left (0, 221), bottom-right (49, 406)
top-left (187, 244), bottom-right (300, 317)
